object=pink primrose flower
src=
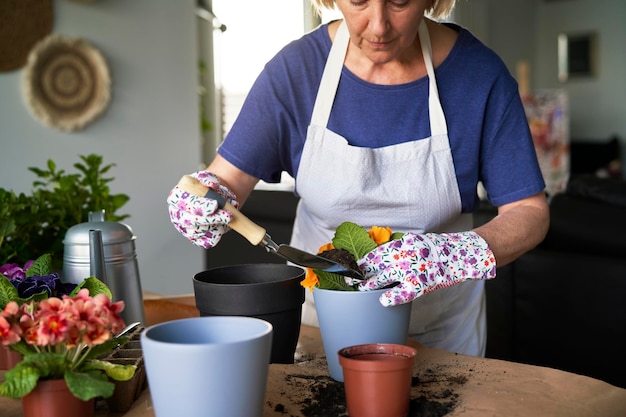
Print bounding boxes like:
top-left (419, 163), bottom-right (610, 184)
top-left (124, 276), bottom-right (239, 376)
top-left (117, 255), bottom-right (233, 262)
top-left (0, 302), bottom-right (25, 346)
top-left (34, 311), bottom-right (69, 346)
top-left (3, 288), bottom-right (127, 353)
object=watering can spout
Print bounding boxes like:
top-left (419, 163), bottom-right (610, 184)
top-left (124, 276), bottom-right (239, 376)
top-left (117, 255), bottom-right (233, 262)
top-left (89, 229), bottom-right (108, 286)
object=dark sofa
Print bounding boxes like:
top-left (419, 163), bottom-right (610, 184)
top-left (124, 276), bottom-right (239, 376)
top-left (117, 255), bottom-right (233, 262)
top-left (482, 176), bottom-right (626, 388)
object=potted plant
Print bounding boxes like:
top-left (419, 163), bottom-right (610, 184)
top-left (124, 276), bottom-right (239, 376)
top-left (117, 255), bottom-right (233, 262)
top-left (299, 222), bottom-right (413, 382)
top-left (0, 254), bottom-right (77, 370)
top-left (0, 254), bottom-right (136, 417)
top-left (300, 222), bottom-right (405, 291)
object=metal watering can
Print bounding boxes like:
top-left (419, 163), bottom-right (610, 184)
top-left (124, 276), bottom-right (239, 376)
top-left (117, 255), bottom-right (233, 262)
top-left (62, 211), bottom-right (145, 325)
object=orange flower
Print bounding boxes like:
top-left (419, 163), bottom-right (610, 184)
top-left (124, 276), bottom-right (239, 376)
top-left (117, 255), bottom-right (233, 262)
top-left (299, 243), bottom-right (333, 291)
top-left (300, 268), bottom-right (319, 292)
top-left (317, 242), bottom-right (334, 253)
top-left (368, 226), bottom-right (392, 245)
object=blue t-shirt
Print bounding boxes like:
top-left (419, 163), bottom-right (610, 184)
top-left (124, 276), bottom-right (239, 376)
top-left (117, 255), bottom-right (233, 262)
top-left (218, 23), bottom-right (545, 212)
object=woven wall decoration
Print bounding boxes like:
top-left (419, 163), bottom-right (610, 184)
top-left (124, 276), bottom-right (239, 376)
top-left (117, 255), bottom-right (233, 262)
top-left (22, 34), bottom-right (112, 132)
top-left (0, 0), bottom-right (54, 72)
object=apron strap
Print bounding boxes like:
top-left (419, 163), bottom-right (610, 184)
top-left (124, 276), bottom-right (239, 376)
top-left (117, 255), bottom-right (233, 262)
top-left (311, 19), bottom-right (448, 136)
top-left (310, 21), bottom-right (350, 127)
top-left (418, 21), bottom-right (448, 137)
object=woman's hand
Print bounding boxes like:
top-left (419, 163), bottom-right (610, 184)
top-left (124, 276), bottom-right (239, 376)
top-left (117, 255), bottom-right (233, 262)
top-left (166, 171), bottom-right (239, 248)
top-left (356, 231), bottom-right (497, 306)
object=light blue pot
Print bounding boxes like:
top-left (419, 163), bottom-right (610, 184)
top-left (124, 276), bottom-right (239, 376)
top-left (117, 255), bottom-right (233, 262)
top-left (141, 316), bottom-right (273, 417)
top-left (313, 287), bottom-right (412, 381)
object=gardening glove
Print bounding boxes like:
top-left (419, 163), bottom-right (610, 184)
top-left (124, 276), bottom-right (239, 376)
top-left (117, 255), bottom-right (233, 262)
top-left (355, 231), bottom-right (496, 306)
top-left (167, 170), bottom-right (239, 249)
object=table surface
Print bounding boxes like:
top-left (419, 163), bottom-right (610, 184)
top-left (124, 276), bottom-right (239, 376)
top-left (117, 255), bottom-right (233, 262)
top-left (3, 302), bottom-right (626, 417)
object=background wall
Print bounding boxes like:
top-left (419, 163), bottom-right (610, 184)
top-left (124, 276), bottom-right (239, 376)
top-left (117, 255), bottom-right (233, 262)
top-left (0, 0), bottom-right (205, 296)
top-left (534, 0), bottom-right (626, 145)
top-left (457, 0), bottom-right (626, 169)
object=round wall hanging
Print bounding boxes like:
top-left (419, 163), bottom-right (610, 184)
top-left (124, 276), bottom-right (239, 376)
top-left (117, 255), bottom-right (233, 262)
top-left (22, 34), bottom-right (112, 132)
top-left (0, 0), bottom-right (53, 72)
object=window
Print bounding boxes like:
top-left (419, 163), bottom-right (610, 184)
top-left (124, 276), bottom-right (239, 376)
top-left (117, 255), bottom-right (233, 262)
top-left (197, 2), bottom-right (343, 170)
top-left (212, 1), bottom-right (307, 135)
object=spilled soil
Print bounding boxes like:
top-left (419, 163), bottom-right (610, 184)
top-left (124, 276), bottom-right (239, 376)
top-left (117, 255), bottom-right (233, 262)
top-left (267, 358), bottom-right (468, 417)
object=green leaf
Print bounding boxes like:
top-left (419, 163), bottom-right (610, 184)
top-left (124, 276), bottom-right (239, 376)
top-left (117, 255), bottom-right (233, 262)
top-left (391, 232), bottom-right (406, 241)
top-left (315, 270), bottom-right (356, 291)
top-left (332, 222), bottom-right (377, 259)
top-left (0, 352), bottom-right (67, 398)
top-left (0, 218), bottom-right (16, 244)
top-left (0, 362), bottom-right (41, 398)
top-left (70, 277), bottom-right (112, 298)
top-left (82, 359), bottom-right (136, 382)
top-left (65, 369), bottom-right (115, 401)
top-left (0, 274), bottom-right (18, 308)
top-left (22, 352), bottom-right (67, 377)
top-left (25, 253), bottom-right (52, 277)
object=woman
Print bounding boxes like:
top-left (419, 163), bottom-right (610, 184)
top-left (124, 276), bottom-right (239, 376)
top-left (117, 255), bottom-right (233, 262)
top-left (168, 0), bottom-right (549, 357)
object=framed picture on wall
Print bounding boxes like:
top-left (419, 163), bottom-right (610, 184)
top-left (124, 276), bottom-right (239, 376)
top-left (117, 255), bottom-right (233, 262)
top-left (557, 31), bottom-right (597, 82)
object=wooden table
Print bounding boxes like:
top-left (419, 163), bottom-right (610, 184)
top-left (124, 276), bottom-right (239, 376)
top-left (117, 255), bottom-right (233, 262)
top-left (2, 298), bottom-right (626, 417)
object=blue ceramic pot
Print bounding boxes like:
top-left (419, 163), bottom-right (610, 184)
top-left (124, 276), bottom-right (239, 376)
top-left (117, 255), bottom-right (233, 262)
top-left (313, 287), bottom-right (412, 381)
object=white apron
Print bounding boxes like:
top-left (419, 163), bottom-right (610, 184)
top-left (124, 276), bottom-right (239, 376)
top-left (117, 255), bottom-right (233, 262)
top-left (291, 20), bottom-right (486, 356)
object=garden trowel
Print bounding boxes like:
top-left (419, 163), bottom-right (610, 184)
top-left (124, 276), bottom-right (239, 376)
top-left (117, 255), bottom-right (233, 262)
top-left (176, 175), bottom-right (363, 279)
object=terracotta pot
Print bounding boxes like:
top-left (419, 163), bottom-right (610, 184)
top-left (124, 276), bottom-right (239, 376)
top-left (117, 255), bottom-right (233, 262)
top-left (193, 263), bottom-right (305, 364)
top-left (339, 343), bottom-right (417, 417)
top-left (313, 287), bottom-right (412, 381)
top-left (0, 345), bottom-right (22, 370)
top-left (21, 378), bottom-right (95, 417)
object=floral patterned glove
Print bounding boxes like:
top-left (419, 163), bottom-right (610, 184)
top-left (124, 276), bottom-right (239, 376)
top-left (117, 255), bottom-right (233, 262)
top-left (356, 231), bottom-right (496, 306)
top-left (166, 171), bottom-right (239, 248)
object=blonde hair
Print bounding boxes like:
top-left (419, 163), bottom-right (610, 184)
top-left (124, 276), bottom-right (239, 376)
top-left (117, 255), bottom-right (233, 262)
top-left (311, 0), bottom-right (456, 20)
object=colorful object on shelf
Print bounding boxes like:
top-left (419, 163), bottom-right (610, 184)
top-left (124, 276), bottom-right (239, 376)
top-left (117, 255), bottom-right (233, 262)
top-left (523, 90), bottom-right (570, 196)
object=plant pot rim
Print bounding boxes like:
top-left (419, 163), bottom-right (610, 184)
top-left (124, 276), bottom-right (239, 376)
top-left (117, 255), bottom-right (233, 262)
top-left (142, 316), bottom-right (273, 347)
top-left (338, 343), bottom-right (417, 372)
top-left (193, 264), bottom-right (305, 315)
top-left (313, 287), bottom-right (389, 294)
top-left (193, 263), bottom-right (305, 286)
top-left (339, 343), bottom-right (416, 358)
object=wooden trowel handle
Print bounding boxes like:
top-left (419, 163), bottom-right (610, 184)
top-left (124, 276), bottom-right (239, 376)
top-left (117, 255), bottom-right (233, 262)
top-left (177, 175), bottom-right (267, 246)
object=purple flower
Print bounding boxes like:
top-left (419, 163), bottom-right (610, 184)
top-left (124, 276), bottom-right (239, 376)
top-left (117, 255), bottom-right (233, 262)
top-left (10, 272), bottom-right (77, 299)
top-left (398, 260), bottom-right (411, 270)
top-left (0, 263), bottom-right (27, 280)
top-left (390, 240), bottom-right (404, 249)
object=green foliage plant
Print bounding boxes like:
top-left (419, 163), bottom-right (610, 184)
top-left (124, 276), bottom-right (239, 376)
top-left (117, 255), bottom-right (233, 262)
top-left (0, 154), bottom-right (130, 269)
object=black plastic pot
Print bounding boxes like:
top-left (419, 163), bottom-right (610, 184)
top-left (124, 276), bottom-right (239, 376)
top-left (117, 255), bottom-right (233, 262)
top-left (193, 264), bottom-right (305, 364)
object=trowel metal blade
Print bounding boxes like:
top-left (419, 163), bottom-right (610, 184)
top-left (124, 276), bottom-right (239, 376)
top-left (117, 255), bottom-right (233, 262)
top-left (274, 244), bottom-right (363, 279)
